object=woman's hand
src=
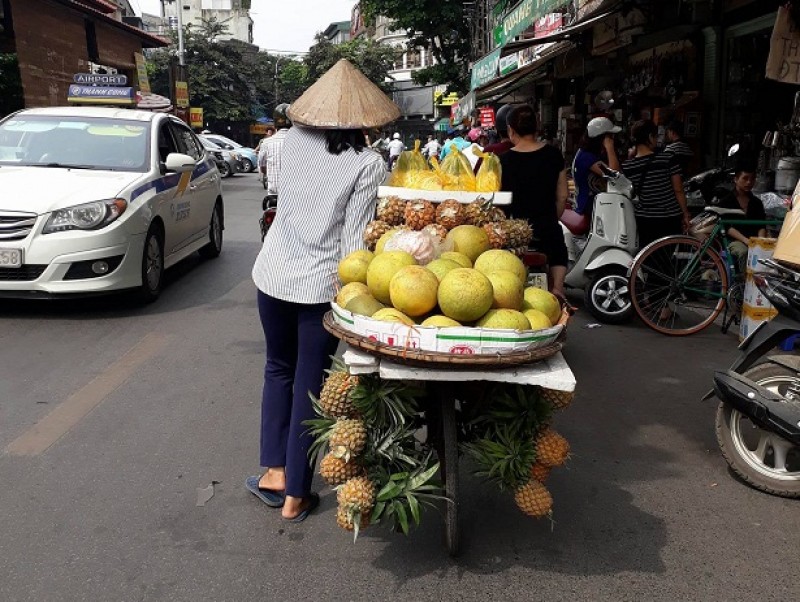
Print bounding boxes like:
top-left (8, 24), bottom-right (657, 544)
top-left (682, 210), bottom-right (691, 233)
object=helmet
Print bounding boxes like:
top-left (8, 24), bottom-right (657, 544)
top-left (495, 104), bottom-right (515, 137)
top-left (273, 103), bottom-right (291, 129)
top-left (393, 132), bottom-right (400, 139)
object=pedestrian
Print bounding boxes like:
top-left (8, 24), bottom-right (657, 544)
top-left (423, 134), bottom-right (441, 162)
top-left (247, 59), bottom-right (399, 522)
top-left (258, 104), bottom-right (291, 194)
top-left (572, 117), bottom-right (621, 217)
top-left (500, 104), bottom-right (569, 300)
top-left (664, 119), bottom-right (694, 177)
top-left (622, 119), bottom-right (690, 249)
top-left (387, 132), bottom-right (404, 170)
top-left (719, 160), bottom-right (767, 274)
top-left (482, 105), bottom-right (516, 156)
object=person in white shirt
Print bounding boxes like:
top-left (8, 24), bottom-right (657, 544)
top-left (387, 132), bottom-right (405, 170)
top-left (423, 134), bottom-right (441, 161)
top-left (258, 104), bottom-right (291, 194)
top-left (247, 59), bottom-right (399, 523)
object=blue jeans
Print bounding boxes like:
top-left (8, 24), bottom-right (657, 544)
top-left (257, 291), bottom-right (337, 498)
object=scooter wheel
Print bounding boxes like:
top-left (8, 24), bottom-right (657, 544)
top-left (584, 268), bottom-right (634, 324)
top-left (716, 358), bottom-right (800, 498)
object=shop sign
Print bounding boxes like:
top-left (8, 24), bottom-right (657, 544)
top-left (134, 52), bottom-right (151, 94)
top-left (471, 49), bottom-right (501, 90)
top-left (434, 90), bottom-right (460, 106)
top-left (67, 84), bottom-right (134, 104)
top-left (535, 13), bottom-right (562, 37)
top-left (493, 0), bottom-right (562, 48)
top-left (767, 7), bottom-right (800, 85)
top-left (452, 91), bottom-right (476, 124)
top-left (175, 81), bottom-right (189, 108)
top-left (479, 107), bottom-right (496, 128)
top-left (499, 53), bottom-right (519, 76)
top-left (189, 107), bottom-right (203, 128)
top-left (73, 73), bottom-right (127, 85)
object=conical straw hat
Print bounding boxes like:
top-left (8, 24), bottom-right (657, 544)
top-left (287, 59), bottom-right (400, 129)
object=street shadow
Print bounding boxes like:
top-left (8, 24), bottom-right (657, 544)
top-left (0, 240), bottom-right (259, 320)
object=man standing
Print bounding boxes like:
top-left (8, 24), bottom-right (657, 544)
top-left (387, 132), bottom-right (404, 170)
top-left (258, 104), bottom-right (291, 194)
top-left (664, 120), bottom-right (693, 177)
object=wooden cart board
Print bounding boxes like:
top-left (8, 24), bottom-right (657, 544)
top-left (378, 186), bottom-right (512, 205)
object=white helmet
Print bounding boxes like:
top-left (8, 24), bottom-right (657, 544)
top-left (587, 117), bottom-right (621, 139)
top-left (393, 133), bottom-right (400, 139)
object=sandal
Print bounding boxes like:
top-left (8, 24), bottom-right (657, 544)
top-left (245, 475), bottom-right (285, 508)
top-left (285, 493), bottom-right (320, 523)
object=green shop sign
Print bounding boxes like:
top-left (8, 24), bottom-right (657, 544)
top-left (493, 0), bottom-right (563, 47)
top-left (470, 49), bottom-right (501, 90)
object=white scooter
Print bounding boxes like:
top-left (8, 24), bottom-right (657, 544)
top-left (562, 165), bottom-right (638, 323)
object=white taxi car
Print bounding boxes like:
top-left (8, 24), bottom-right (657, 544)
top-left (0, 107), bottom-right (223, 301)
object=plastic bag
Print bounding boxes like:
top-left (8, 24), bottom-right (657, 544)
top-left (383, 229), bottom-right (439, 265)
top-left (439, 147), bottom-right (477, 191)
top-left (388, 140), bottom-right (428, 187)
top-left (429, 157), bottom-right (459, 190)
top-left (473, 146), bottom-right (502, 192)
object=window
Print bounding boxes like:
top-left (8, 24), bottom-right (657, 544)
top-left (157, 123), bottom-right (179, 163)
top-left (201, 0), bottom-right (232, 9)
top-left (170, 122), bottom-right (203, 161)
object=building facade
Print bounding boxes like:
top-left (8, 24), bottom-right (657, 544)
top-left (159, 0), bottom-right (253, 44)
top-left (323, 21), bottom-right (351, 45)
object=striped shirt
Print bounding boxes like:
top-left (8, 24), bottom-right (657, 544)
top-left (622, 152), bottom-right (682, 218)
top-left (252, 126), bottom-right (386, 304)
top-left (258, 128), bottom-right (288, 195)
top-left (665, 140), bottom-right (693, 176)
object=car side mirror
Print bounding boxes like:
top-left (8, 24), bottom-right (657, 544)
top-left (164, 152), bottom-right (195, 173)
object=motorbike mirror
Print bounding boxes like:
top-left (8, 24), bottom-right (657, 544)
top-left (727, 143), bottom-right (740, 157)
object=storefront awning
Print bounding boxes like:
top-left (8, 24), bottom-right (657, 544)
top-left (502, 10), bottom-right (617, 54)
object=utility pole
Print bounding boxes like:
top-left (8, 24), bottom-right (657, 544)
top-left (176, 1), bottom-right (185, 66)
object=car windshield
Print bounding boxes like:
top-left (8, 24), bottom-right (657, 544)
top-left (0, 115), bottom-right (151, 172)
top-left (199, 137), bottom-right (223, 151)
top-left (210, 135), bottom-right (241, 148)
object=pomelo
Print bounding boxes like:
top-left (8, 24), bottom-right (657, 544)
top-left (345, 294), bottom-right (385, 317)
top-left (475, 309), bottom-right (531, 331)
top-left (372, 307), bottom-right (414, 325)
top-left (367, 250), bottom-right (417, 304)
top-left (420, 315), bottom-right (462, 328)
top-left (437, 268), bottom-right (494, 322)
top-left (440, 251), bottom-right (472, 268)
top-left (375, 229), bottom-right (400, 254)
top-left (474, 249), bottom-right (527, 284)
top-left (389, 265), bottom-right (439, 317)
top-left (486, 270), bottom-right (524, 310)
top-left (523, 287), bottom-right (561, 325)
top-left (523, 308), bottom-right (552, 330)
top-left (445, 225), bottom-right (490, 263)
top-left (338, 253), bottom-right (371, 284)
top-left (426, 258), bottom-right (461, 282)
top-left (336, 282), bottom-right (369, 307)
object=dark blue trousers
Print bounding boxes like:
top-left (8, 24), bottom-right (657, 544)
top-left (257, 291), bottom-right (338, 498)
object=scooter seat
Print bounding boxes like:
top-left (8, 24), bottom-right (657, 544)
top-left (704, 206), bottom-right (745, 217)
top-left (522, 251), bottom-right (548, 268)
top-left (561, 208), bottom-right (590, 236)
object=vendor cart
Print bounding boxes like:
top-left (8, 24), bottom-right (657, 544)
top-left (323, 312), bottom-right (577, 557)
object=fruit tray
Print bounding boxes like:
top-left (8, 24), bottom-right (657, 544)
top-left (377, 186), bottom-right (512, 205)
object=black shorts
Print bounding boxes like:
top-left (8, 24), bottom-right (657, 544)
top-left (534, 228), bottom-right (569, 268)
top-left (636, 215), bottom-right (682, 250)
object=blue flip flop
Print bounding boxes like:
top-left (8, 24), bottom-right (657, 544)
top-left (287, 493), bottom-right (320, 523)
top-left (245, 475), bottom-right (285, 508)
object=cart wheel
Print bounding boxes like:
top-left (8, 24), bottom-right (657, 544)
top-left (440, 396), bottom-right (460, 557)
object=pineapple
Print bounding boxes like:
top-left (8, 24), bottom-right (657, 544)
top-left (514, 480), bottom-right (553, 518)
top-left (319, 371), bottom-right (359, 418)
top-left (483, 222), bottom-right (508, 250)
top-left (329, 419), bottom-right (367, 461)
top-left (336, 504), bottom-right (371, 532)
top-left (363, 220), bottom-right (391, 250)
top-left (488, 206), bottom-right (506, 222)
top-left (504, 219), bottom-right (534, 248)
top-left (540, 388), bottom-right (574, 411)
top-left (510, 246), bottom-right (528, 258)
top-left (337, 476), bottom-right (376, 534)
top-left (464, 198), bottom-right (493, 226)
top-left (422, 223), bottom-right (448, 242)
top-left (535, 429), bottom-right (570, 468)
top-left (404, 200), bottom-right (436, 230)
top-left (530, 462), bottom-right (551, 483)
top-left (435, 199), bottom-right (465, 230)
top-left (319, 453), bottom-right (363, 486)
top-left (376, 196), bottom-right (406, 226)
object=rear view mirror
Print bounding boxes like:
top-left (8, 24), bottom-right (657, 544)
top-left (727, 143), bottom-right (740, 157)
top-left (164, 152), bottom-right (195, 173)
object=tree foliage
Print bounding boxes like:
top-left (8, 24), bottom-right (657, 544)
top-left (304, 35), bottom-right (398, 91)
top-left (360, 0), bottom-right (473, 93)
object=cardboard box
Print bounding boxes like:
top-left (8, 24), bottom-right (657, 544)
top-left (378, 186), bottom-right (512, 206)
top-left (739, 304), bottom-right (778, 341)
top-left (331, 302), bottom-right (563, 355)
top-left (746, 237), bottom-right (777, 274)
top-left (774, 196), bottom-right (800, 266)
top-left (742, 275), bottom-right (774, 312)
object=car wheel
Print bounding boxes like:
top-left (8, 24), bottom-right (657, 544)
top-left (199, 201), bottom-right (223, 259)
top-left (219, 161), bottom-right (231, 178)
top-left (136, 225), bottom-right (164, 303)
top-left (241, 158), bottom-right (254, 172)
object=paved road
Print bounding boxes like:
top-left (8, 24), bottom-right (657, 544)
top-left (1, 173), bottom-right (797, 601)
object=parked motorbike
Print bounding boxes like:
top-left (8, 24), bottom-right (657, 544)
top-left (259, 194), bottom-right (277, 241)
top-left (706, 258), bottom-right (800, 498)
top-left (685, 143), bottom-right (741, 208)
top-left (561, 165), bottom-right (638, 323)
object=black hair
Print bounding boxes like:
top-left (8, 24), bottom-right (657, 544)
top-left (579, 130), bottom-right (605, 155)
top-left (631, 120), bottom-right (658, 146)
top-left (325, 129), bottom-right (367, 155)
top-left (666, 119), bottom-right (684, 137)
top-left (507, 104), bottom-right (538, 137)
top-left (733, 155), bottom-right (757, 177)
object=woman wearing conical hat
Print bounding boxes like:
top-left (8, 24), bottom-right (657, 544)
top-left (247, 60), bottom-right (399, 522)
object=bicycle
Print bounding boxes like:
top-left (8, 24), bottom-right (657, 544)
top-left (628, 207), bottom-right (782, 336)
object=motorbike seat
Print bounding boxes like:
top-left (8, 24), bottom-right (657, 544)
top-left (704, 206), bottom-right (745, 217)
top-left (561, 208), bottom-right (590, 236)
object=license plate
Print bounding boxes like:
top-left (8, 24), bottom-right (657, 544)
top-left (0, 248), bottom-right (22, 268)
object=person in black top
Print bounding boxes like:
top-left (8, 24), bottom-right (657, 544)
top-left (622, 120), bottom-right (690, 249)
top-left (664, 120), bottom-right (694, 177)
top-left (500, 104), bottom-right (569, 299)
top-left (719, 162), bottom-right (767, 274)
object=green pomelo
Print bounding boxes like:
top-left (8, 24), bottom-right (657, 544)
top-left (437, 268), bottom-right (494, 322)
top-left (336, 282), bottom-right (369, 307)
top-left (426, 258), bottom-right (461, 282)
top-left (486, 270), bottom-right (524, 310)
top-left (375, 229), bottom-right (399, 254)
top-left (389, 265), bottom-right (440, 317)
top-left (523, 287), bottom-right (561, 325)
top-left (445, 225), bottom-right (490, 263)
top-left (420, 315), bottom-right (462, 328)
top-left (338, 256), bottom-right (370, 284)
top-left (372, 307), bottom-right (414, 325)
top-left (475, 309), bottom-right (531, 331)
top-left (367, 251), bottom-right (417, 304)
top-left (440, 251), bottom-right (472, 268)
top-left (523, 308), bottom-right (552, 330)
top-left (345, 293), bottom-right (385, 317)
top-left (474, 249), bottom-right (527, 284)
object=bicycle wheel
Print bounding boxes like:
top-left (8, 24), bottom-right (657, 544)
top-left (629, 235), bottom-right (729, 336)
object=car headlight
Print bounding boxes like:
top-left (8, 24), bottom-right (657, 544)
top-left (231, 152), bottom-right (240, 160)
top-left (42, 199), bottom-right (127, 234)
